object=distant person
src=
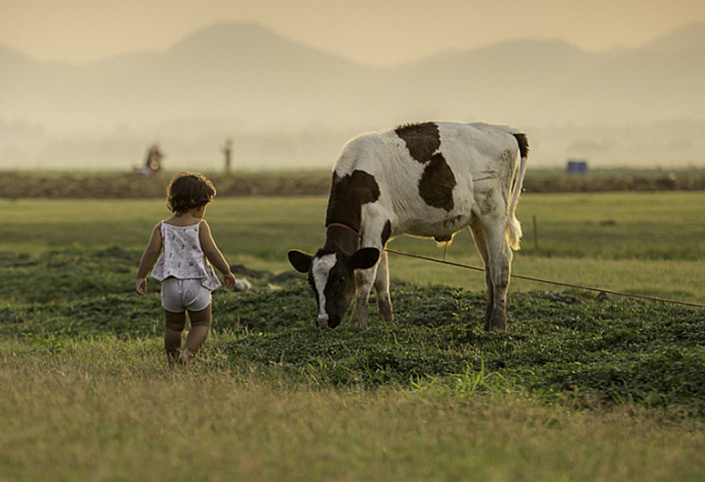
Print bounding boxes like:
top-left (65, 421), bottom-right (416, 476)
top-left (140, 144), bottom-right (163, 175)
top-left (136, 172), bottom-right (236, 366)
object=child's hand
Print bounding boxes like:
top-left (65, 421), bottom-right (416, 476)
top-left (223, 272), bottom-right (237, 289)
top-left (136, 278), bottom-right (148, 295)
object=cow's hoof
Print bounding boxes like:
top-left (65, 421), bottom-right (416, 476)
top-left (378, 299), bottom-right (394, 323)
top-left (349, 319), bottom-right (368, 328)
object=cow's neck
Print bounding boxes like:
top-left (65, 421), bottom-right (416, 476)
top-left (324, 224), bottom-right (361, 255)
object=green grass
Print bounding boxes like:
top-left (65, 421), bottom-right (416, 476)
top-left (1, 192), bottom-right (705, 480)
top-left (516, 192), bottom-right (705, 260)
top-left (2, 247), bottom-right (704, 412)
top-left (2, 192), bottom-right (703, 301)
top-left (4, 192), bottom-right (704, 260)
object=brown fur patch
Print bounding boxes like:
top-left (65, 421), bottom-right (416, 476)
top-left (418, 153), bottom-right (456, 211)
top-left (395, 122), bottom-right (456, 211)
top-left (394, 122), bottom-right (441, 164)
top-left (325, 170), bottom-right (380, 232)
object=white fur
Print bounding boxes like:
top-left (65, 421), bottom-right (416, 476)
top-left (312, 253), bottom-right (336, 326)
top-left (336, 122), bottom-right (526, 245)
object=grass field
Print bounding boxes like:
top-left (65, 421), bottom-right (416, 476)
top-left (1, 191), bottom-right (705, 480)
top-left (2, 191), bottom-right (703, 300)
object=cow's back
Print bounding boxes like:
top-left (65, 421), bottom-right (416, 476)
top-left (336, 122), bottom-right (520, 186)
top-left (331, 122), bottom-right (522, 240)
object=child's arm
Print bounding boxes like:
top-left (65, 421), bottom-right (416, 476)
top-left (199, 221), bottom-right (236, 289)
top-left (136, 223), bottom-right (163, 294)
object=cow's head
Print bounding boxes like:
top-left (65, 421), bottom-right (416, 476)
top-left (288, 247), bottom-right (380, 328)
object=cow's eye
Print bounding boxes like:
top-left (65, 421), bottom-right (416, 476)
top-left (336, 276), bottom-right (346, 285)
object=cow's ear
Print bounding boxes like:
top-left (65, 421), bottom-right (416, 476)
top-left (350, 247), bottom-right (380, 270)
top-left (288, 250), bottom-right (313, 273)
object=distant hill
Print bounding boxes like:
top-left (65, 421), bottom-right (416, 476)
top-left (1, 22), bottom-right (704, 170)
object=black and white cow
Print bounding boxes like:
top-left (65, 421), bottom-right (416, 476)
top-left (288, 122), bottom-right (528, 331)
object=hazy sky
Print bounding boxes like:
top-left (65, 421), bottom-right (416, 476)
top-left (2, 0), bottom-right (705, 65)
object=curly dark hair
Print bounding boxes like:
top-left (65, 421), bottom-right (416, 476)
top-left (166, 172), bottom-right (216, 214)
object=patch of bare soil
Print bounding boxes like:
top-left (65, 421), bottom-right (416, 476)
top-left (524, 175), bottom-right (705, 193)
top-left (1, 171), bottom-right (704, 199)
top-left (0, 172), bottom-right (332, 199)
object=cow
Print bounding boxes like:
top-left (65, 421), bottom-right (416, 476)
top-left (288, 122), bottom-right (528, 331)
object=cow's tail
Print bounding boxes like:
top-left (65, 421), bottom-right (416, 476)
top-left (506, 133), bottom-right (529, 251)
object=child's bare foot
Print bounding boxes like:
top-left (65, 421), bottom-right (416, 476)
top-left (177, 348), bottom-right (194, 367)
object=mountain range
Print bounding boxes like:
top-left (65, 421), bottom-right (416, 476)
top-left (1, 22), bottom-right (704, 170)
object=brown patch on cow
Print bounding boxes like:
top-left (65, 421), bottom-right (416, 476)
top-left (395, 122), bottom-right (456, 211)
top-left (326, 170), bottom-right (380, 232)
top-left (419, 153), bottom-right (456, 211)
top-left (394, 122), bottom-right (441, 164)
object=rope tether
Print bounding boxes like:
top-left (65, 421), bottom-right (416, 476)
top-left (383, 248), bottom-right (705, 309)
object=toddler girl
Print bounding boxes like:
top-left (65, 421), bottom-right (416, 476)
top-left (136, 172), bottom-right (236, 366)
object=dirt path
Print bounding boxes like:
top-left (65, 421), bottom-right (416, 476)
top-left (1, 171), bottom-right (704, 199)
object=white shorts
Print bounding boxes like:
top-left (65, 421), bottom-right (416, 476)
top-left (161, 278), bottom-right (212, 313)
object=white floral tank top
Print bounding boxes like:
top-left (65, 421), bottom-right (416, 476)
top-left (150, 220), bottom-right (222, 290)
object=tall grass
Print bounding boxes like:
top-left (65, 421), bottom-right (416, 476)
top-left (2, 337), bottom-right (705, 482)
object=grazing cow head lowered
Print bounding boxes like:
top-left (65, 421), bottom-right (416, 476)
top-left (289, 121), bottom-right (528, 331)
top-left (288, 246), bottom-right (380, 328)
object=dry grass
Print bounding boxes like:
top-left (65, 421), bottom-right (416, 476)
top-left (2, 338), bottom-right (704, 481)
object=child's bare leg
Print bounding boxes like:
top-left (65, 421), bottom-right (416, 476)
top-left (164, 310), bottom-right (187, 364)
top-left (179, 304), bottom-right (212, 366)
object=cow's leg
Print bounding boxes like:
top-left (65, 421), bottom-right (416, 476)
top-left (350, 266), bottom-right (377, 327)
top-left (469, 219), bottom-right (494, 328)
top-left (374, 250), bottom-right (393, 322)
top-left (482, 220), bottom-right (513, 332)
